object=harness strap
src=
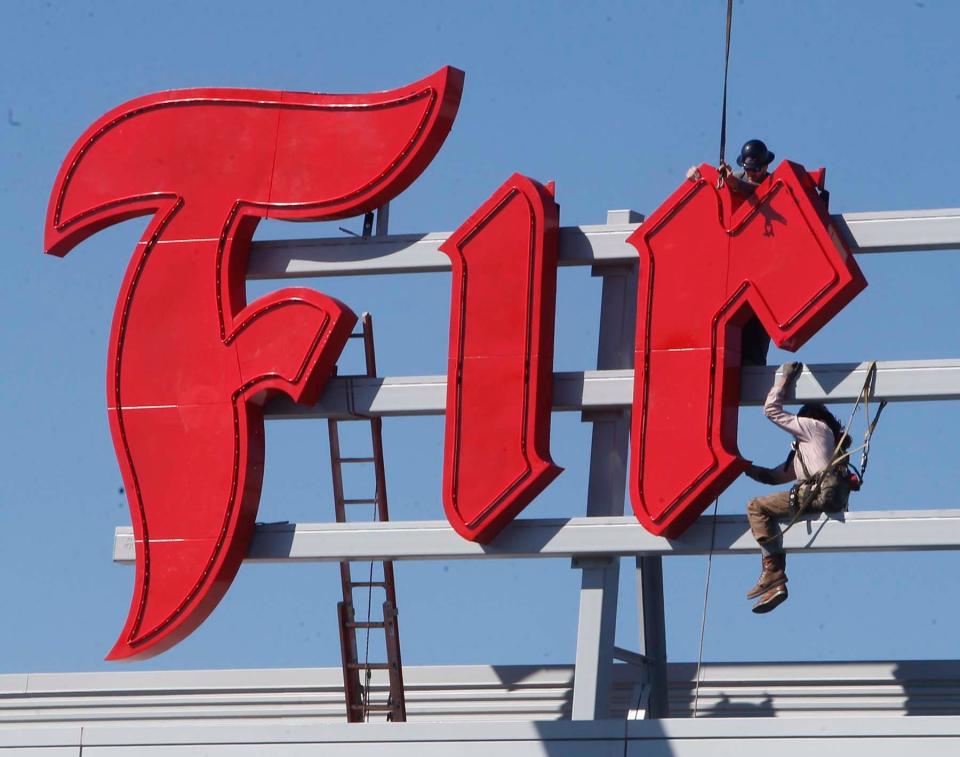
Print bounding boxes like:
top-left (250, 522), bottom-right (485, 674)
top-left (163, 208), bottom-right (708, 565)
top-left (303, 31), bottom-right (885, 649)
top-left (779, 446), bottom-right (824, 537)
top-left (859, 364), bottom-right (887, 483)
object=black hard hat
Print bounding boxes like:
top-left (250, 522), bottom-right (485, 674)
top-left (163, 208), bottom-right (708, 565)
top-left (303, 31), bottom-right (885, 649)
top-left (736, 139), bottom-right (775, 170)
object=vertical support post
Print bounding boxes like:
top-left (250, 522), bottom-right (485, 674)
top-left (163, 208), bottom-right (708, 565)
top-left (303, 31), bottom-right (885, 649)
top-left (376, 203), bottom-right (390, 236)
top-left (570, 209), bottom-right (641, 720)
top-left (362, 203), bottom-right (389, 238)
top-left (637, 555), bottom-right (668, 717)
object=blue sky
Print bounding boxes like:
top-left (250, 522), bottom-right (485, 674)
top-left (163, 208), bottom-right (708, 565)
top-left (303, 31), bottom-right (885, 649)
top-left (1, 0), bottom-right (958, 674)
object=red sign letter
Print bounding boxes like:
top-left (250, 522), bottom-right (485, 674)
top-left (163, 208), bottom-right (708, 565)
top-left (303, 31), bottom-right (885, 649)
top-left (440, 174), bottom-right (562, 542)
top-left (45, 68), bottom-right (464, 659)
top-left (628, 162), bottom-right (866, 537)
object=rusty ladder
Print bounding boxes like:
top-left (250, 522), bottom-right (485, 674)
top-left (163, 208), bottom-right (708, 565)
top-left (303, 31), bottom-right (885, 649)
top-left (328, 312), bottom-right (406, 723)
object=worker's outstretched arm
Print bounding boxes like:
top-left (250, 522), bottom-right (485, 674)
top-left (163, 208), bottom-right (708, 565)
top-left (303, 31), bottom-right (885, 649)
top-left (763, 362), bottom-right (814, 441)
top-left (745, 458), bottom-right (795, 485)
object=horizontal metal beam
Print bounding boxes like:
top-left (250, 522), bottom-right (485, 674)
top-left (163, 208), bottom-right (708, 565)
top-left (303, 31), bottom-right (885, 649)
top-left (248, 223), bottom-right (637, 278)
top-left (7, 660), bottom-right (960, 722)
top-left (18, 716), bottom-right (960, 751)
top-left (248, 208), bottom-right (960, 279)
top-left (114, 509), bottom-right (960, 564)
top-left (266, 359), bottom-right (960, 420)
top-left (836, 207), bottom-right (960, 253)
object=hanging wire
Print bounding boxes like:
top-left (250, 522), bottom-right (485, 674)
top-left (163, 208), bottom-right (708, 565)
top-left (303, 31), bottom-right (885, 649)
top-left (693, 6), bottom-right (735, 704)
top-left (692, 496), bottom-right (721, 717)
top-left (718, 0), bottom-right (734, 170)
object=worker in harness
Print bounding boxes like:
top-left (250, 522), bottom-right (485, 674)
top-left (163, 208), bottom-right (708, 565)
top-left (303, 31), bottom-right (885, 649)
top-left (743, 361), bottom-right (853, 613)
top-left (687, 138), bottom-right (777, 366)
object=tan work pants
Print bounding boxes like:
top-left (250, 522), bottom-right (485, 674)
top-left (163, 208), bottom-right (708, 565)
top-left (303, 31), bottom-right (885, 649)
top-left (746, 490), bottom-right (793, 546)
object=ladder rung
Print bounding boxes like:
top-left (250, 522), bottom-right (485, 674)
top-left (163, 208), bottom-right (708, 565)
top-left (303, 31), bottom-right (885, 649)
top-left (346, 621), bottom-right (388, 629)
top-left (347, 333), bottom-right (366, 339)
top-left (350, 703), bottom-right (398, 712)
top-left (349, 581), bottom-right (388, 588)
top-left (343, 498), bottom-right (378, 505)
top-left (338, 457), bottom-right (375, 463)
top-left (347, 662), bottom-right (392, 670)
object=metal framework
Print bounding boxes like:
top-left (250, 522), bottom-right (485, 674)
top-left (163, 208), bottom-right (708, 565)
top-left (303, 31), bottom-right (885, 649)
top-left (110, 205), bottom-right (960, 730)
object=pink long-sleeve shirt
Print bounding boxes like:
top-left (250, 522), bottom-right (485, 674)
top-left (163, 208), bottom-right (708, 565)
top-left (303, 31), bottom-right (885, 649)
top-left (755, 375), bottom-right (836, 484)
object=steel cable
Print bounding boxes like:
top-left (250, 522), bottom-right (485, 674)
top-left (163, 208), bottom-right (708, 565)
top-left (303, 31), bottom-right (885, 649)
top-left (692, 497), bottom-right (720, 717)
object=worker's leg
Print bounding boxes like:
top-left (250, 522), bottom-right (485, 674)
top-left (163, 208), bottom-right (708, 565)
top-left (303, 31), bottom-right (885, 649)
top-left (746, 491), bottom-right (791, 610)
top-left (746, 490), bottom-right (792, 553)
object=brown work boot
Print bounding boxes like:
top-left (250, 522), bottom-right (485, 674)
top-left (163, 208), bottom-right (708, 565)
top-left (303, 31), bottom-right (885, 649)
top-left (752, 584), bottom-right (788, 614)
top-left (745, 553), bottom-right (787, 599)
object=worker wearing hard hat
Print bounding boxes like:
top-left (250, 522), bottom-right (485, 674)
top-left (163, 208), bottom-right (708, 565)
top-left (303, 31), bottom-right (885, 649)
top-left (720, 139), bottom-right (775, 196)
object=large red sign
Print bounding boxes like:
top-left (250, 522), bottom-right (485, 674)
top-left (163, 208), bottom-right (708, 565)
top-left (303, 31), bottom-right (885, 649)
top-left (46, 67), bottom-right (865, 658)
top-left (46, 68), bottom-right (464, 660)
top-left (628, 163), bottom-right (866, 537)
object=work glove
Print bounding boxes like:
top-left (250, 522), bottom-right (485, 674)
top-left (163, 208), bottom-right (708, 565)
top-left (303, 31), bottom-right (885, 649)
top-left (685, 165), bottom-right (701, 182)
top-left (779, 361), bottom-right (802, 381)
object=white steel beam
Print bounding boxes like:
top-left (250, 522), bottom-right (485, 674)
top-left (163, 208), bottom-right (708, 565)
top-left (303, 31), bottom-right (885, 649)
top-left (247, 223), bottom-right (639, 278)
top-left (635, 556), bottom-right (668, 718)
top-left (571, 247), bottom-right (636, 720)
top-left (11, 714), bottom-right (960, 755)
top-left (247, 208), bottom-right (960, 279)
top-left (115, 509), bottom-right (960, 564)
top-left (266, 360), bottom-right (960, 421)
top-left (836, 207), bottom-right (960, 253)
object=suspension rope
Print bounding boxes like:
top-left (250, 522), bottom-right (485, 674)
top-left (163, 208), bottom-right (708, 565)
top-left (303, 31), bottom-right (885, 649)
top-left (693, 496), bottom-right (721, 717)
top-left (718, 0), bottom-right (734, 169)
top-left (859, 366), bottom-right (887, 481)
